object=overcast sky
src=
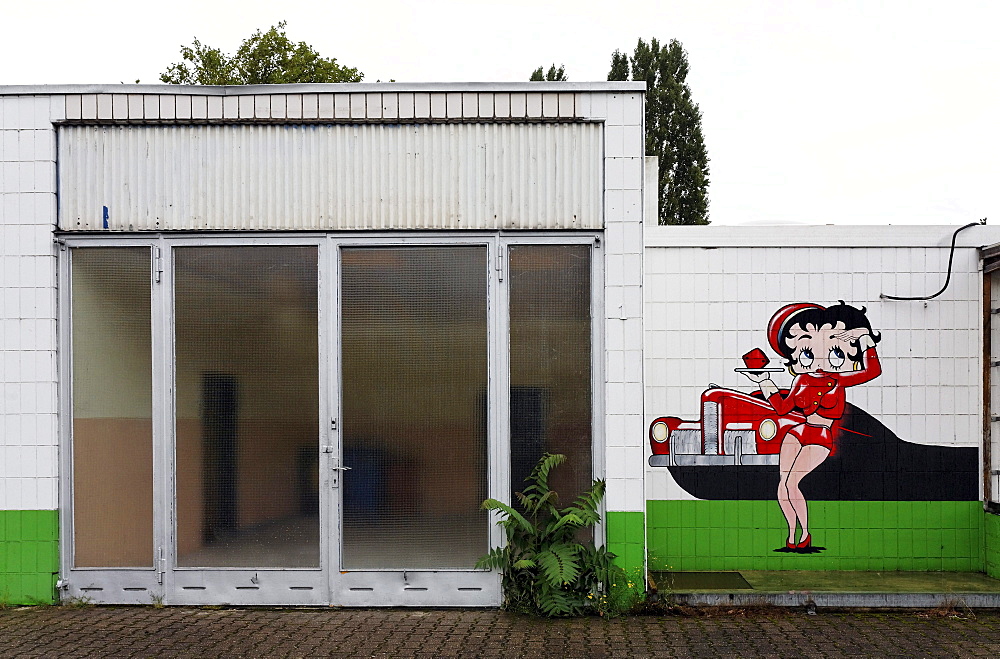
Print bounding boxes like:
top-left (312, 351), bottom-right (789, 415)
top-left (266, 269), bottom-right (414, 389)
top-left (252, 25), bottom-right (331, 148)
top-left (3, 0), bottom-right (996, 227)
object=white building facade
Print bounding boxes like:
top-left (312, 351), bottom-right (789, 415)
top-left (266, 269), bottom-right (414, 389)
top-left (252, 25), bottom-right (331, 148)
top-left (0, 83), bottom-right (647, 606)
top-left (2, 83), bottom-right (999, 607)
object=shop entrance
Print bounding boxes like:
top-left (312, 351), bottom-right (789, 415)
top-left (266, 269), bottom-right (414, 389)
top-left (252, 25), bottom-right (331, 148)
top-left (60, 235), bottom-right (595, 606)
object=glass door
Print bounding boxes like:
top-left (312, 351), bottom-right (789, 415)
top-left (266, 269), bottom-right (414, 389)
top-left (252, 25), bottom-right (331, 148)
top-left (507, 244), bottom-right (594, 507)
top-left (332, 244), bottom-right (498, 605)
top-left (62, 235), bottom-right (597, 607)
top-left (64, 246), bottom-right (160, 604)
top-left (167, 245), bottom-right (326, 605)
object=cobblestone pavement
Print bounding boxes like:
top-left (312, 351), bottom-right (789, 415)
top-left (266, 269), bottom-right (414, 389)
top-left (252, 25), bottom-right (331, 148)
top-left (2, 606), bottom-right (1000, 657)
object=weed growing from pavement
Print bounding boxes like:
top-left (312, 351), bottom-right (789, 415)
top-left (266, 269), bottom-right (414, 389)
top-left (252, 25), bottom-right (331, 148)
top-left (632, 593), bottom-right (797, 617)
top-left (64, 595), bottom-right (94, 608)
top-left (477, 453), bottom-right (626, 617)
top-left (917, 599), bottom-right (976, 620)
top-left (601, 567), bottom-right (645, 616)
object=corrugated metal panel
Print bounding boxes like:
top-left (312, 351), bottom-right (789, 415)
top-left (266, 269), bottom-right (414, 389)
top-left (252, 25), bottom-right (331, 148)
top-left (57, 123), bottom-right (602, 231)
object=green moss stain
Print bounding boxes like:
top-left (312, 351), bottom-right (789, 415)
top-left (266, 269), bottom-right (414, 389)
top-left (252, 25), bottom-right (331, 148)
top-left (0, 510), bottom-right (59, 605)
top-left (606, 511), bottom-right (645, 575)
top-left (647, 500), bottom-right (984, 572)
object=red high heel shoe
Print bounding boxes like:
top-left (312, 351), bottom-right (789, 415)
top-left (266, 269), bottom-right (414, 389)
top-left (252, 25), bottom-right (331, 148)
top-left (796, 534), bottom-right (812, 549)
top-left (786, 540), bottom-right (796, 550)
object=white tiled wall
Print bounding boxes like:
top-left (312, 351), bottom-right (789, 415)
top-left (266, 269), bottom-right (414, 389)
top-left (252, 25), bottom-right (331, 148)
top-left (600, 92), bottom-right (646, 514)
top-left (644, 238), bottom-right (990, 501)
top-left (1, 85), bottom-right (651, 518)
top-left (0, 95), bottom-right (59, 511)
top-left (990, 272), bottom-right (1000, 503)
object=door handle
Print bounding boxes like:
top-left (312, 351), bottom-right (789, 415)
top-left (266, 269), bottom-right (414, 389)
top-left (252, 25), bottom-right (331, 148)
top-left (330, 462), bottom-right (351, 488)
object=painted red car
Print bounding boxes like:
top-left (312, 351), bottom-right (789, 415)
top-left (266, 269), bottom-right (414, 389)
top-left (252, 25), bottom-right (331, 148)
top-left (648, 387), bottom-right (808, 467)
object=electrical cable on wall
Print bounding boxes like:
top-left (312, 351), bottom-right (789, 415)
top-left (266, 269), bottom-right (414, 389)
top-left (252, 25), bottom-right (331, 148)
top-left (880, 218), bottom-right (987, 301)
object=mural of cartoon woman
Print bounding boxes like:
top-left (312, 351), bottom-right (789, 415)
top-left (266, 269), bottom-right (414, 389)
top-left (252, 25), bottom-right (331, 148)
top-left (743, 301), bottom-right (882, 551)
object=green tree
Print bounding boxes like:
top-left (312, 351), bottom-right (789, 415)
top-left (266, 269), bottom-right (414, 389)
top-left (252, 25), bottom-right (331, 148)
top-left (609, 38), bottom-right (710, 225)
top-left (160, 21), bottom-right (363, 85)
top-left (529, 64), bottom-right (567, 81)
top-left (608, 51), bottom-right (629, 82)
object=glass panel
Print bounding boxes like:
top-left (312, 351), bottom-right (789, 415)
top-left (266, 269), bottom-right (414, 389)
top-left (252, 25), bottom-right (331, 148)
top-left (341, 247), bottom-right (488, 569)
top-left (509, 245), bottom-right (592, 505)
top-left (174, 247), bottom-right (319, 568)
top-left (72, 247), bottom-right (153, 567)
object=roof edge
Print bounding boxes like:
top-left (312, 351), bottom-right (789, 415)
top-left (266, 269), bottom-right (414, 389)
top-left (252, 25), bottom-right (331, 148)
top-left (644, 224), bottom-right (1000, 249)
top-left (0, 81), bottom-right (647, 96)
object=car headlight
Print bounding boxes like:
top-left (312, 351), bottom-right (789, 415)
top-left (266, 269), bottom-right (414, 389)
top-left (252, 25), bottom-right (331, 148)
top-left (758, 418), bottom-right (777, 441)
top-left (651, 421), bottom-right (669, 443)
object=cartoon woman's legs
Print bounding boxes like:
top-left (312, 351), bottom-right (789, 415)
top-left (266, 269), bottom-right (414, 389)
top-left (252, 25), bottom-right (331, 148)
top-left (777, 433), bottom-right (830, 547)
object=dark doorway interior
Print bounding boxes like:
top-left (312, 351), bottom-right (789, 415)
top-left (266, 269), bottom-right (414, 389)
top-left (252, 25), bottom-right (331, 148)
top-left (202, 373), bottom-right (239, 542)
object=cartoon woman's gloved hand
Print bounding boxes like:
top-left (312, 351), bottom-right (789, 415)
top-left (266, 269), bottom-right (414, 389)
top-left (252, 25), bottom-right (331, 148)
top-left (743, 371), bottom-right (771, 383)
top-left (857, 333), bottom-right (876, 352)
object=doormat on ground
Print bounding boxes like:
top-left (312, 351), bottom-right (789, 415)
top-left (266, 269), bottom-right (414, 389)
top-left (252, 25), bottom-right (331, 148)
top-left (650, 571), bottom-right (754, 590)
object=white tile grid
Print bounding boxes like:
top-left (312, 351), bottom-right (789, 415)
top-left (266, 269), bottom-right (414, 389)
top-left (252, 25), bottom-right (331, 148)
top-left (142, 95), bottom-right (159, 120)
top-left (398, 93), bottom-right (416, 120)
top-left (446, 93), bottom-right (462, 118)
top-left (237, 95), bottom-right (254, 119)
top-left (159, 95), bottom-right (176, 120)
top-left (127, 94), bottom-right (144, 119)
top-left (269, 94), bottom-right (287, 119)
top-left (1, 89), bottom-right (602, 508)
top-left (293, 94), bottom-right (314, 119)
top-left (603, 92), bottom-right (645, 512)
top-left (605, 414), bottom-right (627, 448)
top-left (429, 93), bottom-right (445, 118)
top-left (381, 94), bottom-right (398, 120)
top-left (645, 469), bottom-right (697, 501)
top-left (351, 94), bottom-right (368, 119)
top-left (253, 95), bottom-right (271, 120)
top-left (993, 273), bottom-right (1000, 502)
top-left (644, 245), bottom-right (986, 500)
top-left (284, 94), bottom-right (303, 119)
top-left (462, 92), bottom-right (478, 119)
top-left (49, 95), bottom-right (66, 121)
top-left (62, 95), bottom-right (81, 120)
top-left (0, 97), bottom-right (59, 511)
top-left (43, 90), bottom-right (592, 124)
top-left (196, 96), bottom-right (212, 120)
top-left (112, 94), bottom-right (128, 120)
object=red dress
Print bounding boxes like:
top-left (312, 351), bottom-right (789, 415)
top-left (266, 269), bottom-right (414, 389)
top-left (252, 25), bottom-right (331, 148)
top-left (766, 348), bottom-right (881, 453)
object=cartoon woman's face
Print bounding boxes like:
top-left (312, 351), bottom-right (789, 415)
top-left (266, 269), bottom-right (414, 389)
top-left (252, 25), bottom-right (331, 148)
top-left (785, 321), bottom-right (854, 374)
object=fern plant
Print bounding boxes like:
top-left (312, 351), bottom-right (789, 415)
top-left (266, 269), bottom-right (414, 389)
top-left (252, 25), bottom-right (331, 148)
top-left (476, 453), bottom-right (625, 617)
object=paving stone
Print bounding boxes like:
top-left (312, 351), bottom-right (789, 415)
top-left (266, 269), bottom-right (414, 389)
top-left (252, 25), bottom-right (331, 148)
top-left (1, 607), bottom-right (1000, 657)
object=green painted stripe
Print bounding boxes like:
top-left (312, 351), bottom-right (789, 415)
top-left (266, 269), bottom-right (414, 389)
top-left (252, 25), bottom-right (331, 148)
top-left (0, 510), bottom-right (59, 605)
top-left (987, 512), bottom-right (1000, 579)
top-left (606, 511), bottom-right (645, 575)
top-left (647, 500), bottom-right (985, 572)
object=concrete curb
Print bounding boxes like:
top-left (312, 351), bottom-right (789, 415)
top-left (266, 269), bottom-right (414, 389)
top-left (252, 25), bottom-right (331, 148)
top-left (668, 591), bottom-right (1000, 608)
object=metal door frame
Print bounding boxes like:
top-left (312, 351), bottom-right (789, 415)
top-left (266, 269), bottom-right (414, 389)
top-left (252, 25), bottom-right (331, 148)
top-left (326, 232), bottom-right (602, 606)
top-left (496, 233), bottom-right (606, 547)
top-left (58, 234), bottom-right (330, 606)
top-left (58, 231), bottom-right (602, 607)
top-left (162, 236), bottom-right (329, 606)
top-left (58, 237), bottom-right (165, 604)
top-left (328, 234), bottom-right (503, 606)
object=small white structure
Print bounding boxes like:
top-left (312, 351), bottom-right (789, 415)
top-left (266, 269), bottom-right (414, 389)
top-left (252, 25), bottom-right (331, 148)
top-left (0, 83), bottom-right (648, 606)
